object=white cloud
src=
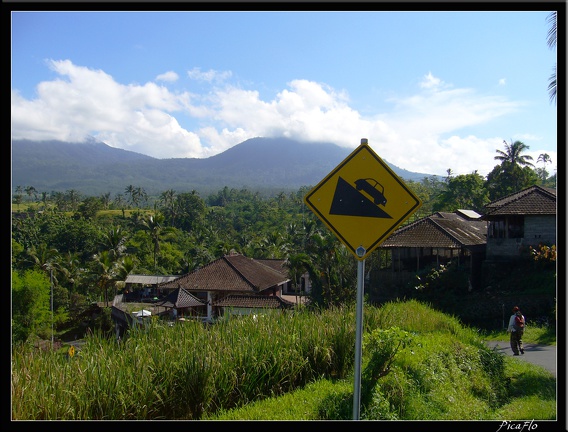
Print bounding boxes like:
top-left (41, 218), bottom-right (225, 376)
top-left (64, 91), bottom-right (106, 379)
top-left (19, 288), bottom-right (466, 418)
top-left (11, 61), bottom-right (555, 177)
top-left (156, 71), bottom-right (179, 82)
top-left (187, 67), bottom-right (232, 83)
top-left (419, 72), bottom-right (445, 90)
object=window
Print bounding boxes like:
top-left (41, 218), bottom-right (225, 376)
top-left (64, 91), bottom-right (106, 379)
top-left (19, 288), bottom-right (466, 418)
top-left (507, 216), bottom-right (524, 239)
top-left (489, 220), bottom-right (506, 239)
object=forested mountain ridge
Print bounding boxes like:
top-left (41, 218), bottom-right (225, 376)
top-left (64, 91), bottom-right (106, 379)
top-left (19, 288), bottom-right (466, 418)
top-left (12, 137), bottom-right (434, 197)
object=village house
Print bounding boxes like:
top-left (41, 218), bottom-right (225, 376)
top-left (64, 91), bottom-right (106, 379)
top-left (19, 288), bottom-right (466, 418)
top-left (481, 185), bottom-right (557, 261)
top-left (376, 209), bottom-right (487, 289)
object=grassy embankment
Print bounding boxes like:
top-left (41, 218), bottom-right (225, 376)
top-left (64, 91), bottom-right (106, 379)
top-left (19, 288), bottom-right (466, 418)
top-left (11, 299), bottom-right (556, 420)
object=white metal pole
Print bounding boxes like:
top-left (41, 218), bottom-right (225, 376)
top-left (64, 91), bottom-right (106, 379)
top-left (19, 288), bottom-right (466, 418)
top-left (352, 258), bottom-right (365, 420)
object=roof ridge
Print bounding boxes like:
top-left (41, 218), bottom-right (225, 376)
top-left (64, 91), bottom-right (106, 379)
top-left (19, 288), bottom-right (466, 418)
top-left (223, 254), bottom-right (258, 290)
top-left (252, 258), bottom-right (289, 277)
top-left (487, 185), bottom-right (552, 207)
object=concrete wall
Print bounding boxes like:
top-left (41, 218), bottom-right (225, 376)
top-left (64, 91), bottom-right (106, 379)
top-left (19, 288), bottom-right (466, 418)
top-left (486, 215), bottom-right (556, 260)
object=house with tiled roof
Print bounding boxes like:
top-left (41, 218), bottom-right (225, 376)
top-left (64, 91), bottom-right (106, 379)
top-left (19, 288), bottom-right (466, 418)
top-left (377, 209), bottom-right (487, 289)
top-left (482, 185), bottom-right (556, 261)
top-left (158, 252), bottom-right (295, 321)
top-left (156, 287), bottom-right (208, 320)
top-left (255, 258), bottom-right (312, 295)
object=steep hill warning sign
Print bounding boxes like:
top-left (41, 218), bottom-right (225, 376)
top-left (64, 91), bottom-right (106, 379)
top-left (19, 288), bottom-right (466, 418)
top-left (304, 139), bottom-right (422, 261)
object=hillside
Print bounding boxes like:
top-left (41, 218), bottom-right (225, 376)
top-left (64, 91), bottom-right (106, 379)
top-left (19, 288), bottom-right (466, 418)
top-left (11, 137), bottom-right (434, 197)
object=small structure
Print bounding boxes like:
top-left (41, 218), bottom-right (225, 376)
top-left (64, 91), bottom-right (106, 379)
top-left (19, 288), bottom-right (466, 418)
top-left (158, 252), bottom-right (293, 321)
top-left (482, 185), bottom-right (556, 261)
top-left (376, 210), bottom-right (487, 289)
top-left (155, 287), bottom-right (207, 321)
top-left (123, 274), bottom-right (179, 301)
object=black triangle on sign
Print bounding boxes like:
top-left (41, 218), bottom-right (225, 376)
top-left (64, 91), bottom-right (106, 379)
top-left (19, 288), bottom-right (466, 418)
top-left (329, 177), bottom-right (392, 218)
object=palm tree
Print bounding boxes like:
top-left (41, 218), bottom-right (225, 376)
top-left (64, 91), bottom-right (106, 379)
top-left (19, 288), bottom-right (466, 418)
top-left (25, 243), bottom-right (62, 283)
top-left (57, 251), bottom-right (84, 295)
top-left (99, 192), bottom-right (111, 210)
top-left (135, 186), bottom-right (148, 208)
top-left (139, 213), bottom-right (174, 273)
top-left (100, 225), bottom-right (129, 259)
top-left (113, 255), bottom-right (137, 298)
top-left (536, 153), bottom-right (552, 183)
top-left (65, 189), bottom-right (82, 211)
top-left (495, 140), bottom-right (535, 169)
top-left (24, 186), bottom-right (37, 203)
top-left (125, 185), bottom-right (136, 208)
top-left (159, 189), bottom-right (178, 226)
top-left (40, 192), bottom-right (49, 211)
top-left (537, 153), bottom-right (552, 166)
top-left (89, 250), bottom-right (119, 307)
top-left (547, 11), bottom-right (556, 104)
top-left (13, 186), bottom-right (24, 211)
top-left (113, 194), bottom-right (127, 217)
top-left (488, 140), bottom-right (537, 196)
top-left (284, 252), bottom-right (312, 303)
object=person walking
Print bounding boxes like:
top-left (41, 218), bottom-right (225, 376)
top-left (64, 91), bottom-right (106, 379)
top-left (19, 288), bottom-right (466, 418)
top-left (507, 306), bottom-right (526, 355)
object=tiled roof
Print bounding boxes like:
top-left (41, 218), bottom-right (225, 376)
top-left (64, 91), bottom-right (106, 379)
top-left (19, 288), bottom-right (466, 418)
top-left (255, 258), bottom-right (288, 276)
top-left (380, 211), bottom-right (487, 249)
top-left (483, 185), bottom-right (556, 217)
top-left (212, 294), bottom-right (295, 309)
top-left (158, 253), bottom-right (289, 294)
top-left (156, 288), bottom-right (206, 309)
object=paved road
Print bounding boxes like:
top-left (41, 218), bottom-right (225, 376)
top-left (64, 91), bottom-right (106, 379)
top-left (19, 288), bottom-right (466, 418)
top-left (484, 340), bottom-right (557, 378)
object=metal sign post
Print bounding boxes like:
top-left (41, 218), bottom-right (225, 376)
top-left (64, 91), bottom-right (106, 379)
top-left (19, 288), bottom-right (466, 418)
top-left (303, 138), bottom-right (422, 420)
top-left (352, 256), bottom-right (365, 420)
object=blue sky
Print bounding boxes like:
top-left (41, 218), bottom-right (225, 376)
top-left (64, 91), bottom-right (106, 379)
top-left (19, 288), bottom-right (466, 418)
top-left (11, 10), bottom-right (558, 177)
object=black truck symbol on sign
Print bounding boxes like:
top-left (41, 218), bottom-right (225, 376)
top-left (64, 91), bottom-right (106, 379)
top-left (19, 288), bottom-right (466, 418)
top-left (354, 178), bottom-right (387, 206)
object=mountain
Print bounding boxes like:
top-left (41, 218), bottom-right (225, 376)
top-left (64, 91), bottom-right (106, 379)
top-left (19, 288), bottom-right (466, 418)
top-left (11, 137), bottom-right (434, 197)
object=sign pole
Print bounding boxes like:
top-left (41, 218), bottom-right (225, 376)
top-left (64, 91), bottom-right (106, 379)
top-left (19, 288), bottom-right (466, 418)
top-left (303, 137), bottom-right (422, 420)
top-left (352, 257), bottom-right (365, 420)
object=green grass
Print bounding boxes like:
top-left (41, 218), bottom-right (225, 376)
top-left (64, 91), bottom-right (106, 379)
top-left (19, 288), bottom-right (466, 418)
top-left (207, 327), bottom-right (556, 421)
top-left (480, 324), bottom-right (556, 345)
top-left (11, 300), bottom-right (556, 420)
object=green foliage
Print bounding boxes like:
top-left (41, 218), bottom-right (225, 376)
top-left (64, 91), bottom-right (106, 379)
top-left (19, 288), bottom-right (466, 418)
top-left (360, 327), bottom-right (413, 412)
top-left (485, 164), bottom-right (540, 201)
top-left (432, 172), bottom-right (489, 213)
top-left (75, 196), bottom-right (103, 220)
top-left (413, 261), bottom-right (469, 296)
top-left (11, 172), bottom-right (555, 346)
top-left (171, 191), bottom-right (207, 231)
top-left (12, 269), bottom-right (52, 342)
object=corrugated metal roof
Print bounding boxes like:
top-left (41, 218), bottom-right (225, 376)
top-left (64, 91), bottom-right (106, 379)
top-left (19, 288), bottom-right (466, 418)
top-left (456, 209), bottom-right (482, 219)
top-left (380, 211), bottom-right (487, 249)
top-left (125, 275), bottom-right (179, 284)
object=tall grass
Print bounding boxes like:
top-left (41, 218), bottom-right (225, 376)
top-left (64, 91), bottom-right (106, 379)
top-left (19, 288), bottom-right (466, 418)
top-left (12, 300), bottom-right (554, 420)
top-left (12, 306), bottom-right (356, 419)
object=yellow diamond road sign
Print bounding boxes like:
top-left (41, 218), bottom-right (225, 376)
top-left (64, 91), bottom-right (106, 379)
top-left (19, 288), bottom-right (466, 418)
top-left (304, 140), bottom-right (422, 261)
